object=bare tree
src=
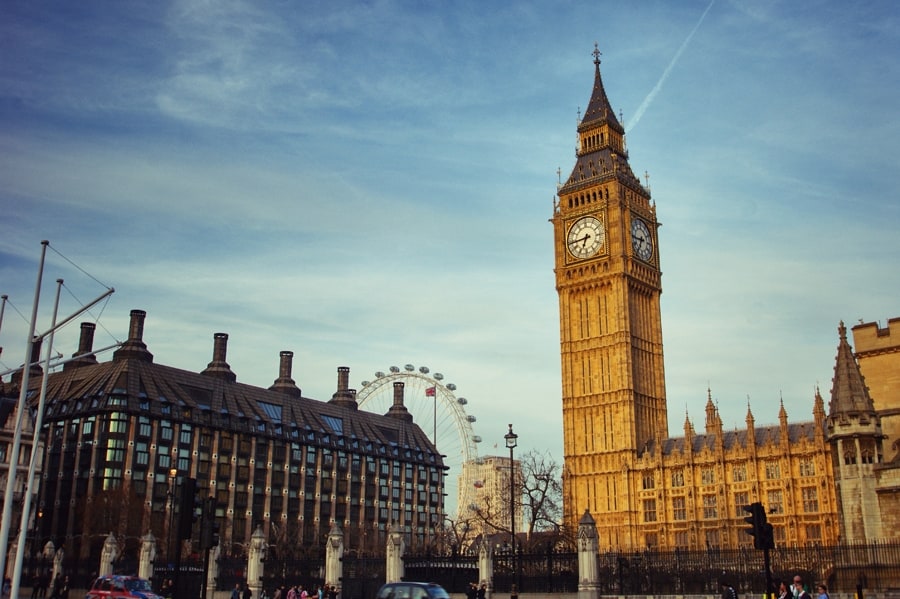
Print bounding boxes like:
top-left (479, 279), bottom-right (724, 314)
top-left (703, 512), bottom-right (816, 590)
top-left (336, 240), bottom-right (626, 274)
top-left (466, 449), bottom-right (563, 548)
top-left (520, 450), bottom-right (562, 539)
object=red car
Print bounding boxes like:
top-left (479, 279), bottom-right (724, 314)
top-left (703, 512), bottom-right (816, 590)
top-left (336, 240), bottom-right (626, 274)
top-left (85, 576), bottom-right (162, 599)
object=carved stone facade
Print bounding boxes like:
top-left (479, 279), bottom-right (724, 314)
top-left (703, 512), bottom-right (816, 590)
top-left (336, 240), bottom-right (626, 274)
top-left (554, 48), bottom-right (899, 550)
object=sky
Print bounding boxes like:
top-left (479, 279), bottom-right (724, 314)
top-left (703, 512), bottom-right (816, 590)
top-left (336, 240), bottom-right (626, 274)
top-left (1, 0), bottom-right (899, 491)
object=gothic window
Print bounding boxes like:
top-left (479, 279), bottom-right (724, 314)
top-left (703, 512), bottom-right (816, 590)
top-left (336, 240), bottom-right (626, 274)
top-left (765, 461), bottom-right (781, 479)
top-left (799, 457), bottom-right (816, 476)
top-left (705, 529), bottom-right (720, 549)
top-left (672, 497), bottom-right (687, 522)
top-left (802, 487), bottom-right (819, 513)
top-left (671, 470), bottom-right (685, 488)
top-left (734, 491), bottom-right (748, 517)
top-left (642, 473), bottom-right (655, 490)
top-left (702, 494), bottom-right (717, 519)
top-left (805, 524), bottom-right (822, 541)
top-left (861, 449), bottom-right (874, 464)
top-left (674, 530), bottom-right (689, 547)
top-left (844, 450), bottom-right (857, 465)
top-left (645, 532), bottom-right (658, 548)
top-left (643, 498), bottom-right (657, 522)
top-left (732, 464), bottom-right (747, 482)
top-left (701, 467), bottom-right (715, 485)
top-left (766, 489), bottom-right (784, 514)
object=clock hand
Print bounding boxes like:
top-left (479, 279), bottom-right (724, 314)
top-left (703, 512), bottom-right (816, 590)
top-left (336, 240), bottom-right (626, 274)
top-left (570, 234), bottom-right (590, 247)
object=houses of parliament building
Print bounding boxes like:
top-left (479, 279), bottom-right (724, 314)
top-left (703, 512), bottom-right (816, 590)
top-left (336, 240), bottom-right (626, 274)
top-left (553, 47), bottom-right (900, 551)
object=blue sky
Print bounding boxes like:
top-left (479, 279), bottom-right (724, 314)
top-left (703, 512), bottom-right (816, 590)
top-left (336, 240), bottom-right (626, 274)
top-left (1, 0), bottom-right (898, 490)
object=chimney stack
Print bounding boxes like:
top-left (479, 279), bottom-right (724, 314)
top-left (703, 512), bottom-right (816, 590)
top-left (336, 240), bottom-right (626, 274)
top-left (329, 366), bottom-right (358, 410)
top-left (64, 322), bottom-right (99, 370)
top-left (113, 310), bottom-right (154, 362)
top-left (269, 351), bottom-right (301, 397)
top-left (11, 336), bottom-right (43, 388)
top-left (386, 381), bottom-right (413, 422)
top-left (202, 333), bottom-right (237, 382)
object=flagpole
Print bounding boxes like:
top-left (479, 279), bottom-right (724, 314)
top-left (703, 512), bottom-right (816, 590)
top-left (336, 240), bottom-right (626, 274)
top-left (11, 279), bottom-right (63, 598)
top-left (0, 240), bottom-right (48, 580)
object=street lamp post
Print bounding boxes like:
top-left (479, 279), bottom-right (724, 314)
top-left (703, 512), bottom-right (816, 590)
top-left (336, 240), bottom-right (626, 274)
top-left (166, 468), bottom-right (178, 565)
top-left (504, 423), bottom-right (518, 597)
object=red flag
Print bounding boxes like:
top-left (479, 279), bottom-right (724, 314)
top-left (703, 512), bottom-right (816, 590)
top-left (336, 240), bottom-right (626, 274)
top-left (425, 386), bottom-right (436, 397)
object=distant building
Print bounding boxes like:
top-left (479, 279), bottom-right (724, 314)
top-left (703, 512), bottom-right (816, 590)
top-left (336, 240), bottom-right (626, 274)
top-left (1, 310), bottom-right (446, 564)
top-left (553, 47), bottom-right (900, 549)
top-left (458, 455), bottom-right (521, 536)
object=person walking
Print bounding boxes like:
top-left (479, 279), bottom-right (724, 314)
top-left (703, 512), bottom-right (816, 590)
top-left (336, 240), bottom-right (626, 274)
top-left (776, 580), bottom-right (790, 599)
top-left (793, 576), bottom-right (812, 599)
top-left (720, 579), bottom-right (737, 599)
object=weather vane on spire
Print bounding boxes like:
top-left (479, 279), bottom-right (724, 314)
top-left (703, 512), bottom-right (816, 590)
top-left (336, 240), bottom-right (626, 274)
top-left (592, 43), bottom-right (601, 65)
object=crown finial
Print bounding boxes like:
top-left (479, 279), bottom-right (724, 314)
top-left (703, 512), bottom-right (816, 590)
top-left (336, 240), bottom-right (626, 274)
top-left (592, 43), bottom-right (601, 65)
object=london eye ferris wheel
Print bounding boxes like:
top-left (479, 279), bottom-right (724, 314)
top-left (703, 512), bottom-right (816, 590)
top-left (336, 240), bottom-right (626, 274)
top-left (357, 364), bottom-right (481, 518)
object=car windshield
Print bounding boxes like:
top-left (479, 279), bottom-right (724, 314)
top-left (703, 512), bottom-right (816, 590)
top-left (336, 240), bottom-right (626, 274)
top-left (125, 580), bottom-right (152, 592)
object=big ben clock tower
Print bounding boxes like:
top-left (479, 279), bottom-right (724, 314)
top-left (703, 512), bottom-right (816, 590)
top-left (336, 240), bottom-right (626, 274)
top-left (552, 46), bottom-right (668, 548)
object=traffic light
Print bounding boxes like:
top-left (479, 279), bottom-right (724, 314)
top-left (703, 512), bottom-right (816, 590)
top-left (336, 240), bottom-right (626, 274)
top-left (177, 477), bottom-right (200, 540)
top-left (743, 502), bottom-right (774, 550)
top-left (200, 496), bottom-right (220, 551)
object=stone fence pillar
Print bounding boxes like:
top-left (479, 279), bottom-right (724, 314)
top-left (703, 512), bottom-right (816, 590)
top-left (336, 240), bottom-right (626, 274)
top-left (139, 532), bottom-right (157, 581)
top-left (478, 537), bottom-right (493, 599)
top-left (247, 526), bottom-right (267, 599)
top-left (325, 523), bottom-right (344, 593)
top-left (385, 524), bottom-right (405, 583)
top-left (577, 510), bottom-right (599, 599)
top-left (99, 532), bottom-right (120, 576)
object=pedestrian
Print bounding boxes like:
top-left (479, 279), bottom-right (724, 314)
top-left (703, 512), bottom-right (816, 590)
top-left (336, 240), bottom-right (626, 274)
top-left (243, 583), bottom-right (253, 599)
top-left (816, 584), bottom-right (829, 599)
top-left (477, 583), bottom-right (486, 599)
top-left (232, 583), bottom-right (242, 599)
top-left (720, 578), bottom-right (737, 599)
top-left (327, 585), bottom-right (337, 599)
top-left (776, 580), bottom-right (790, 599)
top-left (793, 576), bottom-right (812, 599)
top-left (58, 577), bottom-right (69, 599)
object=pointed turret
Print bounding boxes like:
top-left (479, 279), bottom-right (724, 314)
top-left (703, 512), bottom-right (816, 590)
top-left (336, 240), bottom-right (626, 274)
top-left (704, 388), bottom-right (722, 436)
top-left (559, 44), bottom-right (643, 193)
top-left (829, 321), bottom-right (877, 417)
top-left (826, 321), bottom-right (886, 542)
top-left (813, 386), bottom-right (826, 441)
top-left (581, 44), bottom-right (624, 134)
top-left (779, 398), bottom-right (790, 446)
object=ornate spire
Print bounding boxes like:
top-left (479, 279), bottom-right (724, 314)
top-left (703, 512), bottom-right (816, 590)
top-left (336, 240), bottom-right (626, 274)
top-left (581, 43), bottom-right (624, 133)
top-left (828, 320), bottom-right (876, 415)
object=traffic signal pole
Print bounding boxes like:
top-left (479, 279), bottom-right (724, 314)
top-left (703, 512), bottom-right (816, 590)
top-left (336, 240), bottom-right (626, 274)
top-left (743, 502), bottom-right (775, 599)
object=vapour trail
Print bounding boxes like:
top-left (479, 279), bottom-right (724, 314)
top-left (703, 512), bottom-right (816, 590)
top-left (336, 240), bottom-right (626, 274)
top-left (626, 0), bottom-right (716, 132)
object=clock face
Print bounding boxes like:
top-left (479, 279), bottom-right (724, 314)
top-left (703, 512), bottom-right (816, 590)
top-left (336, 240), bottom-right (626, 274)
top-left (631, 217), bottom-right (653, 261)
top-left (567, 216), bottom-right (605, 259)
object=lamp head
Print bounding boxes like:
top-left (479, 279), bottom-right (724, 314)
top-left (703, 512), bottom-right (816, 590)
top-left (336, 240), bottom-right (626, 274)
top-left (505, 423), bottom-right (518, 449)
